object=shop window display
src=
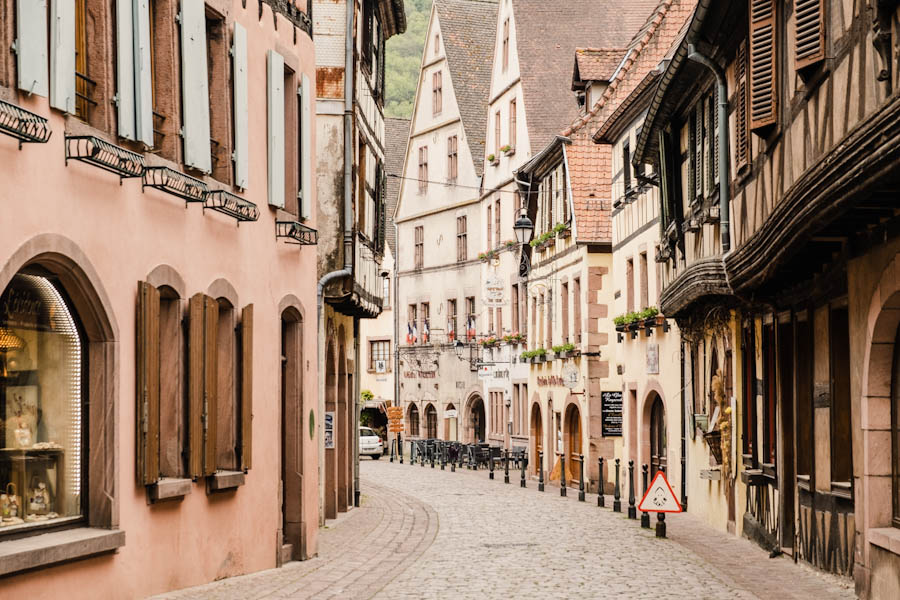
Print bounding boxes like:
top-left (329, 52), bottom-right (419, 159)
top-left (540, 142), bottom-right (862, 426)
top-left (0, 273), bottom-right (83, 533)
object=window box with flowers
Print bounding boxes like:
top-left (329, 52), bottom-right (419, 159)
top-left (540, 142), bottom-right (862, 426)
top-left (500, 144), bottom-right (515, 156)
top-left (478, 249), bottom-right (498, 262)
top-left (487, 154), bottom-right (499, 166)
top-left (551, 343), bottom-right (577, 359)
top-left (554, 221), bottom-right (571, 239)
top-left (503, 332), bottom-right (526, 346)
top-left (480, 336), bottom-right (500, 348)
top-left (520, 348), bottom-right (546, 363)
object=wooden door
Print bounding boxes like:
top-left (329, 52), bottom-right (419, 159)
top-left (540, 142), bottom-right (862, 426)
top-left (650, 396), bottom-right (666, 475)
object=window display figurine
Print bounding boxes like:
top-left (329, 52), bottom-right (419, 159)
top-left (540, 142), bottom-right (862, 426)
top-left (14, 417), bottom-right (33, 448)
top-left (28, 478), bottom-right (50, 514)
top-left (2, 482), bottom-right (20, 522)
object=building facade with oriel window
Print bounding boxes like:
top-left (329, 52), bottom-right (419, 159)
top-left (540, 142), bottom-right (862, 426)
top-left (393, 0), bottom-right (497, 449)
top-left (0, 0), bottom-right (319, 595)
top-left (634, 1), bottom-right (900, 595)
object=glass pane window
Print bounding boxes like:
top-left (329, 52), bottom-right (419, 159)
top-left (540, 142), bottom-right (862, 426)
top-left (0, 274), bottom-right (83, 535)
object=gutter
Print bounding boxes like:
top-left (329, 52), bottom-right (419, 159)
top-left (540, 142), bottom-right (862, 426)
top-left (317, 0), bottom-right (355, 526)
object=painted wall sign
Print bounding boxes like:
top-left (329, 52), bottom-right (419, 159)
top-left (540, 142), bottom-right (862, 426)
top-left (561, 364), bottom-right (580, 388)
top-left (324, 411), bottom-right (335, 449)
top-left (483, 274), bottom-right (507, 307)
top-left (601, 391), bottom-right (623, 437)
top-left (491, 369), bottom-right (509, 379)
top-left (445, 409), bottom-right (458, 418)
top-left (646, 343), bottom-right (659, 374)
top-left (404, 371), bottom-right (436, 379)
top-left (537, 375), bottom-right (566, 387)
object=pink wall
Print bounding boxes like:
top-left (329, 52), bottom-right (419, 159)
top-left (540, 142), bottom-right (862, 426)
top-left (0, 2), bottom-right (319, 597)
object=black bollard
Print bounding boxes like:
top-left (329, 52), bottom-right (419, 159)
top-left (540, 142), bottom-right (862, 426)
top-left (504, 450), bottom-right (510, 484)
top-left (430, 445), bottom-right (435, 468)
top-left (489, 451), bottom-right (495, 480)
top-left (628, 460), bottom-right (636, 519)
top-left (641, 464), bottom-right (650, 528)
top-left (421, 444), bottom-right (425, 467)
top-left (440, 444), bottom-right (446, 470)
top-left (656, 512), bottom-right (666, 538)
top-left (410, 442), bottom-right (415, 466)
top-left (399, 434), bottom-right (403, 464)
top-left (613, 458), bottom-right (621, 512)
top-left (538, 450), bottom-right (545, 492)
top-left (520, 451), bottom-right (526, 488)
top-left (390, 438), bottom-right (395, 463)
top-left (560, 454), bottom-right (567, 497)
top-left (598, 457), bottom-right (605, 507)
top-left (578, 454), bottom-right (586, 502)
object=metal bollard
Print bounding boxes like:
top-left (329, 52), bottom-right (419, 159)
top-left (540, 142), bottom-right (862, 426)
top-left (440, 444), bottom-right (446, 470)
top-left (399, 435), bottom-right (403, 464)
top-left (560, 454), bottom-right (567, 497)
top-left (390, 439), bottom-right (395, 463)
top-left (641, 464), bottom-right (650, 528)
top-left (538, 450), bottom-right (545, 492)
top-left (431, 446), bottom-right (436, 468)
top-left (489, 452), bottom-right (495, 480)
top-left (410, 443), bottom-right (415, 466)
top-left (504, 450), bottom-right (510, 484)
top-left (613, 458), bottom-right (621, 512)
top-left (578, 454), bottom-right (586, 502)
top-left (627, 460), bottom-right (636, 519)
top-left (520, 451), bottom-right (526, 488)
top-left (421, 445), bottom-right (425, 467)
top-left (597, 457), bottom-right (605, 507)
top-left (656, 512), bottom-right (666, 538)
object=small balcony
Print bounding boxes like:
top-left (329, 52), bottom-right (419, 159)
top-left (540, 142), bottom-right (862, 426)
top-left (324, 232), bottom-right (384, 319)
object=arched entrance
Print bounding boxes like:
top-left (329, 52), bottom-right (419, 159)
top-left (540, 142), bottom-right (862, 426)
top-left (324, 341), bottom-right (337, 519)
top-left (650, 394), bottom-right (666, 476)
top-left (424, 403), bottom-right (437, 439)
top-left (530, 402), bottom-right (543, 475)
top-left (407, 403), bottom-right (420, 437)
top-left (466, 395), bottom-right (485, 443)
top-left (280, 307), bottom-right (304, 560)
top-left (564, 402), bottom-right (582, 483)
top-left (337, 340), bottom-right (348, 513)
top-left (444, 403), bottom-right (457, 440)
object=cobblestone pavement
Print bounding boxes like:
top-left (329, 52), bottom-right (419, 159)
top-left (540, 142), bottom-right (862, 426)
top-left (155, 459), bottom-right (856, 599)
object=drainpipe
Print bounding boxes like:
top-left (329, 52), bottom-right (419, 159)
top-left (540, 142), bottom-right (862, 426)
top-left (680, 339), bottom-right (688, 510)
top-left (687, 45), bottom-right (731, 253)
top-left (316, 0), bottom-right (355, 526)
top-left (393, 221), bottom-right (401, 453)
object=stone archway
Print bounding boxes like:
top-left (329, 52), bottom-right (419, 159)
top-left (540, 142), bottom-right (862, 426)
top-left (465, 394), bottom-right (485, 443)
top-left (444, 403), bottom-right (457, 440)
top-left (337, 339), bottom-right (349, 513)
top-left (424, 403), bottom-right (438, 439)
top-left (530, 402), bottom-right (543, 475)
top-left (563, 402), bottom-right (582, 483)
top-left (280, 305), bottom-right (305, 560)
top-left (642, 393), bottom-right (666, 476)
top-left (407, 403), bottom-right (420, 438)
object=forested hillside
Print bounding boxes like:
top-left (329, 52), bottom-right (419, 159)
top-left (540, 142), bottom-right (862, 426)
top-left (385, 0), bottom-right (432, 118)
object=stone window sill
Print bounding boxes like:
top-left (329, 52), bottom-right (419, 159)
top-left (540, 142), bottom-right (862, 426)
top-left (208, 470), bottom-right (245, 492)
top-left (869, 527), bottom-right (900, 556)
top-left (0, 527), bottom-right (125, 576)
top-left (149, 477), bottom-right (193, 502)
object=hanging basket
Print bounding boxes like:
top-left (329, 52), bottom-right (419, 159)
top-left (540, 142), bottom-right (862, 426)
top-left (703, 429), bottom-right (723, 465)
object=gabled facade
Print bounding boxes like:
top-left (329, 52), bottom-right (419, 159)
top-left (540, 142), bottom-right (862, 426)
top-left (634, 1), bottom-right (900, 594)
top-left (394, 0), bottom-right (497, 446)
top-left (313, 0), bottom-right (405, 521)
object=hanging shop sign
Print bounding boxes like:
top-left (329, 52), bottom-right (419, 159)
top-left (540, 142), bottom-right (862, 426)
top-left (646, 343), bottom-right (659, 374)
top-left (324, 412), bottom-right (335, 449)
top-left (445, 409), bottom-right (458, 419)
top-left (561, 364), bottom-right (580, 388)
top-left (483, 274), bottom-right (507, 307)
top-left (477, 364), bottom-right (491, 379)
top-left (601, 391), bottom-right (623, 437)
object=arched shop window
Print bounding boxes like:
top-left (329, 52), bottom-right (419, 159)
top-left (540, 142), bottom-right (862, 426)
top-left (0, 273), bottom-right (84, 534)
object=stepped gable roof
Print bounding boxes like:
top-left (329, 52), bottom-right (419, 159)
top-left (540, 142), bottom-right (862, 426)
top-left (385, 117), bottom-right (410, 254)
top-left (434, 0), bottom-right (499, 177)
top-left (572, 48), bottom-right (627, 89)
top-left (512, 0), bottom-right (658, 152)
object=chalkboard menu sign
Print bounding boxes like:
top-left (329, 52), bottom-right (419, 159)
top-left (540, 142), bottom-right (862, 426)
top-left (601, 391), bottom-right (623, 437)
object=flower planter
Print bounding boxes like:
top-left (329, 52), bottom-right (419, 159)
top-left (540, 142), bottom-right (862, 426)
top-left (557, 351), bottom-right (568, 359)
top-left (558, 228), bottom-right (571, 239)
top-left (703, 430), bottom-right (723, 465)
top-left (615, 324), bottom-right (626, 332)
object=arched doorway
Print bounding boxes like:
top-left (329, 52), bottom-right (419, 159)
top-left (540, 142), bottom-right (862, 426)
top-left (650, 394), bottom-right (666, 475)
top-left (530, 402), bottom-right (543, 475)
top-left (564, 403), bottom-right (582, 483)
top-left (324, 341), bottom-right (337, 519)
top-left (424, 403), bottom-right (437, 439)
top-left (407, 403), bottom-right (420, 437)
top-left (337, 341), bottom-right (348, 513)
top-left (466, 395), bottom-right (485, 443)
top-left (280, 307), bottom-right (304, 560)
top-left (444, 403), bottom-right (457, 440)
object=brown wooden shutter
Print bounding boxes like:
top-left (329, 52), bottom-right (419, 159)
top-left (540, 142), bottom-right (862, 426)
top-left (735, 40), bottom-right (751, 170)
top-left (795, 0), bottom-right (825, 70)
top-left (694, 108), bottom-right (703, 200)
top-left (749, 0), bottom-right (778, 131)
top-left (240, 304), bottom-right (254, 472)
top-left (188, 293), bottom-right (204, 479)
top-left (204, 295), bottom-right (219, 475)
top-left (136, 281), bottom-right (160, 486)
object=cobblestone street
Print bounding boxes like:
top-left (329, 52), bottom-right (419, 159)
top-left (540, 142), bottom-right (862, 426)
top-left (155, 459), bottom-right (856, 599)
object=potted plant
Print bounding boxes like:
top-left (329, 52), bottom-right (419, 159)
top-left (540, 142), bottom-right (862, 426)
top-left (613, 315), bottom-right (626, 332)
top-left (500, 144), bottom-right (512, 154)
top-left (554, 222), bottom-right (571, 239)
top-left (504, 239), bottom-right (517, 250)
top-left (487, 153), bottom-right (498, 165)
top-left (360, 389), bottom-right (374, 403)
top-left (535, 348), bottom-right (547, 362)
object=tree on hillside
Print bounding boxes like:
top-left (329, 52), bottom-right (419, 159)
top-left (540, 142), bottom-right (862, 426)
top-left (385, 0), bottom-right (432, 118)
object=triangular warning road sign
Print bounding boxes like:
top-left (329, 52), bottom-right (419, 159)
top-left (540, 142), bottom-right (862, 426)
top-left (637, 471), bottom-right (682, 513)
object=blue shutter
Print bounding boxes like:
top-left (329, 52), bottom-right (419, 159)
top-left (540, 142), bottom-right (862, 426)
top-left (16, 0), bottom-right (49, 97)
top-left (299, 73), bottom-right (312, 219)
top-left (267, 50), bottom-right (285, 208)
top-left (115, 0), bottom-right (135, 139)
top-left (133, 0), bottom-right (153, 146)
top-left (232, 23), bottom-right (249, 189)
top-left (180, 0), bottom-right (211, 172)
top-left (49, 0), bottom-right (75, 112)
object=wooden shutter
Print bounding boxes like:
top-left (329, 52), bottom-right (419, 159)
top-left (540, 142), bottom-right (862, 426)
top-left (233, 23), bottom-right (249, 189)
top-left (180, 0), bottom-right (211, 171)
top-left (795, 0), bottom-right (825, 70)
top-left (136, 281), bottom-right (160, 486)
top-left (49, 0), bottom-right (76, 112)
top-left (203, 295), bottom-right (218, 475)
top-left (115, 0), bottom-right (135, 139)
top-left (694, 108), bottom-right (703, 200)
top-left (16, 0), bottom-right (49, 96)
top-left (735, 40), bottom-right (751, 169)
top-left (749, 0), bottom-right (778, 131)
top-left (240, 304), bottom-right (253, 472)
top-left (711, 90), bottom-right (719, 185)
top-left (188, 294), bottom-right (204, 478)
top-left (300, 73), bottom-right (312, 219)
top-left (133, 0), bottom-right (153, 146)
top-left (268, 49), bottom-right (285, 207)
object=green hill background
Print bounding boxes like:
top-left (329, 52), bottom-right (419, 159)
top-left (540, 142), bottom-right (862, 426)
top-left (386, 0), bottom-right (432, 118)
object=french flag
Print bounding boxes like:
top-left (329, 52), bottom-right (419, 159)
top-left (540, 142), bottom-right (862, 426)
top-left (466, 316), bottom-right (476, 341)
top-left (412, 323), bottom-right (419, 344)
top-left (406, 322), bottom-right (414, 345)
top-left (448, 319), bottom-right (455, 341)
top-left (423, 320), bottom-right (430, 343)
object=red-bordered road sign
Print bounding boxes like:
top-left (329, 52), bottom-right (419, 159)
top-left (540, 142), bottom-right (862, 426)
top-left (637, 471), bottom-right (682, 513)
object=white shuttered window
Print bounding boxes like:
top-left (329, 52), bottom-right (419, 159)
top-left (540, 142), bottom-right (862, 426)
top-left (300, 73), bottom-right (312, 219)
top-left (267, 50), bottom-right (285, 208)
top-left (180, 0), bottom-right (211, 171)
top-left (232, 23), bottom-right (249, 189)
top-left (133, 0), bottom-right (153, 146)
top-left (49, 0), bottom-right (76, 112)
top-left (16, 0), bottom-right (49, 97)
top-left (115, 0), bottom-right (135, 139)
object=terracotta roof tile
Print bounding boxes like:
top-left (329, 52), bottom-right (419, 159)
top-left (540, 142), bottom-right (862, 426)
top-left (573, 48), bottom-right (627, 85)
top-left (385, 117), bottom-right (410, 254)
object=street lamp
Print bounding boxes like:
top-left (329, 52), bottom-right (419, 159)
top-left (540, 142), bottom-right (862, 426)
top-left (513, 211), bottom-right (534, 245)
top-left (453, 339), bottom-right (465, 360)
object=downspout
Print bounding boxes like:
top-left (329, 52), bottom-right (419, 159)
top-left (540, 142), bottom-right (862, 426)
top-left (680, 339), bottom-right (688, 510)
top-left (687, 45), bottom-right (730, 253)
top-left (393, 222), bottom-right (401, 457)
top-left (317, 0), bottom-right (355, 526)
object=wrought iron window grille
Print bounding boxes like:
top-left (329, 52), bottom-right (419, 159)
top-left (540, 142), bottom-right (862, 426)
top-left (276, 220), bottom-right (318, 245)
top-left (0, 98), bottom-right (52, 148)
top-left (203, 190), bottom-right (259, 223)
top-left (142, 166), bottom-right (209, 203)
top-left (65, 135), bottom-right (144, 181)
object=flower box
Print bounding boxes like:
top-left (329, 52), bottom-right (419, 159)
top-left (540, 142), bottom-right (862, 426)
top-left (703, 429), bottom-right (723, 465)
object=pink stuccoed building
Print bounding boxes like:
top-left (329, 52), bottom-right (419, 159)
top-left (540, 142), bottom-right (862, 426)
top-left (0, 0), bottom-right (319, 596)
